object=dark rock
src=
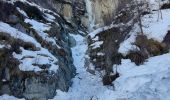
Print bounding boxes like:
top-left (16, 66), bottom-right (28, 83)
top-left (14, 1), bottom-right (46, 21)
top-left (8, 15), bottom-right (19, 24)
top-left (23, 76), bottom-right (57, 100)
top-left (163, 31), bottom-right (170, 48)
top-left (68, 36), bottom-right (76, 47)
top-left (161, 3), bottom-right (170, 9)
top-left (102, 73), bottom-right (120, 85)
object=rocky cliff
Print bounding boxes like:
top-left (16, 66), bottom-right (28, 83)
top-left (0, 0), bottom-right (77, 99)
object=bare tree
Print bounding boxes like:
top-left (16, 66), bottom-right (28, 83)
top-left (135, 0), bottom-right (144, 35)
top-left (157, 0), bottom-right (163, 21)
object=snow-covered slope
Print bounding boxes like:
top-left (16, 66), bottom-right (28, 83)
top-left (52, 36), bottom-right (170, 100)
top-left (119, 9), bottom-right (170, 56)
top-left (1, 35), bottom-right (170, 100)
top-left (51, 34), bottom-right (107, 100)
top-left (51, 1), bottom-right (170, 99)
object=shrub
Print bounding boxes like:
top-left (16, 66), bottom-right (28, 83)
top-left (126, 35), bottom-right (169, 65)
top-left (102, 73), bottom-right (120, 85)
top-left (161, 3), bottom-right (170, 9)
top-left (126, 50), bottom-right (146, 65)
top-left (135, 35), bottom-right (169, 56)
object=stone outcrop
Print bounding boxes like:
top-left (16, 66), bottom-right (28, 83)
top-left (87, 0), bottom-right (135, 74)
top-left (0, 1), bottom-right (76, 100)
top-left (29, 0), bottom-right (86, 32)
top-left (85, 0), bottom-right (119, 30)
top-left (29, 0), bottom-right (124, 31)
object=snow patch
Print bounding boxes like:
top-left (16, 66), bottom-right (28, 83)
top-left (0, 22), bottom-right (41, 47)
top-left (0, 94), bottom-right (24, 100)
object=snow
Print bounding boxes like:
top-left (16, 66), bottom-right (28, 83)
top-left (89, 24), bottom-right (118, 38)
top-left (51, 34), bottom-right (110, 100)
top-left (24, 19), bottom-right (58, 46)
top-left (90, 41), bottom-right (103, 49)
top-left (97, 52), bottom-right (105, 56)
top-left (13, 47), bottom-right (59, 72)
top-left (149, 0), bottom-right (170, 10)
top-left (93, 36), bottom-right (99, 41)
top-left (4, 0), bottom-right (59, 22)
top-left (0, 22), bottom-right (59, 72)
top-left (119, 9), bottom-right (170, 55)
top-left (25, 19), bottom-right (50, 31)
top-left (0, 22), bottom-right (41, 47)
top-left (113, 53), bottom-right (170, 100)
top-left (1, 0), bottom-right (170, 100)
top-left (1, 0), bottom-right (61, 72)
top-left (16, 7), bottom-right (28, 17)
top-left (118, 24), bottom-right (140, 56)
top-left (0, 44), bottom-right (5, 49)
top-left (142, 9), bottom-right (170, 42)
top-left (51, 33), bottom-right (170, 100)
top-left (0, 94), bottom-right (24, 100)
top-left (44, 13), bottom-right (56, 22)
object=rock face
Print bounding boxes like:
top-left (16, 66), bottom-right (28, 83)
top-left (28, 0), bottom-right (73, 20)
top-left (85, 0), bottom-right (119, 30)
top-left (29, 0), bottom-right (123, 31)
top-left (87, 0), bottom-right (135, 74)
top-left (29, 0), bottom-right (86, 31)
top-left (163, 31), bottom-right (170, 48)
top-left (0, 1), bottom-right (76, 100)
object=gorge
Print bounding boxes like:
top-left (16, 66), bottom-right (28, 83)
top-left (0, 0), bottom-right (170, 100)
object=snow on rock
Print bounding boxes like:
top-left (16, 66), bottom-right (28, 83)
top-left (3, 0), bottom-right (58, 21)
top-left (16, 7), bottom-right (28, 17)
top-left (0, 0), bottom-right (76, 99)
top-left (89, 23), bottom-right (121, 38)
top-left (0, 22), bottom-right (41, 47)
top-left (0, 44), bottom-right (5, 49)
top-left (0, 22), bottom-right (59, 72)
top-left (44, 13), bottom-right (56, 22)
top-left (118, 24), bottom-right (140, 56)
top-left (0, 94), bottom-right (25, 100)
top-left (97, 52), bottom-right (105, 56)
top-left (25, 19), bottom-right (50, 31)
top-left (90, 41), bottom-right (103, 49)
top-left (24, 19), bottom-right (57, 45)
top-left (13, 47), bottom-right (59, 72)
